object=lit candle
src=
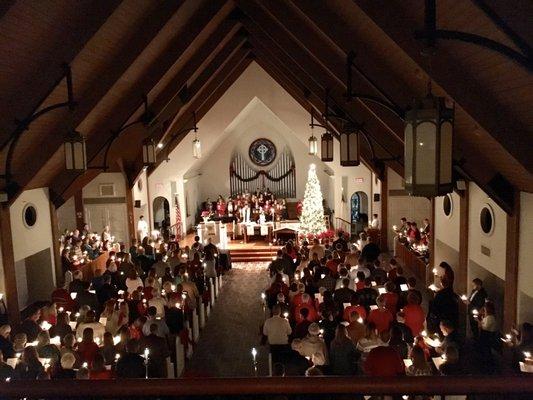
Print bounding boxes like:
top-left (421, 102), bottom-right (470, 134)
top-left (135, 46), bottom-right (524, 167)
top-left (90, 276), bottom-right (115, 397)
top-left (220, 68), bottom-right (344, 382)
top-left (144, 348), bottom-right (150, 359)
top-left (261, 293), bottom-right (266, 301)
top-left (461, 294), bottom-right (468, 301)
top-left (175, 302), bottom-right (181, 309)
top-left (251, 347), bottom-right (257, 364)
top-left (283, 312), bottom-right (289, 319)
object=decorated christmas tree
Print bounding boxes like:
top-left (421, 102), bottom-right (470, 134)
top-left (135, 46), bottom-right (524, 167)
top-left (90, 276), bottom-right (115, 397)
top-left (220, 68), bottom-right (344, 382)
top-left (299, 164), bottom-right (326, 237)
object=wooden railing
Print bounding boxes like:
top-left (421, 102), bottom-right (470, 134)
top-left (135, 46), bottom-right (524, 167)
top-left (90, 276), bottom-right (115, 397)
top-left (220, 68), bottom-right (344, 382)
top-left (0, 376), bottom-right (531, 397)
top-left (334, 217), bottom-right (352, 234)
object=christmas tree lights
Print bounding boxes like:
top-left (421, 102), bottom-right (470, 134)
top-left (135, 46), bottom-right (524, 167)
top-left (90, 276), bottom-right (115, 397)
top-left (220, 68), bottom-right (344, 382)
top-left (299, 164), bottom-right (326, 237)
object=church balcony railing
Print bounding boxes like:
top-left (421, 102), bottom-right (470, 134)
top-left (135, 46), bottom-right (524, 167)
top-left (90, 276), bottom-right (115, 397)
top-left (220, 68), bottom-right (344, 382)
top-left (0, 375), bottom-right (531, 399)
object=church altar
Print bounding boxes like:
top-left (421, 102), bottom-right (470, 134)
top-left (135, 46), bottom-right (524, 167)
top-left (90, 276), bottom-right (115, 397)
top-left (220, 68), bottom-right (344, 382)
top-left (240, 222), bottom-right (274, 243)
top-left (196, 221), bottom-right (228, 249)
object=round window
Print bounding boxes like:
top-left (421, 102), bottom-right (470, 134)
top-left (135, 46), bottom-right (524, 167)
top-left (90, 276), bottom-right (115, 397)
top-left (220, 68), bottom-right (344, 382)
top-left (22, 204), bottom-right (37, 228)
top-left (480, 204), bottom-right (494, 235)
top-left (442, 194), bottom-right (453, 218)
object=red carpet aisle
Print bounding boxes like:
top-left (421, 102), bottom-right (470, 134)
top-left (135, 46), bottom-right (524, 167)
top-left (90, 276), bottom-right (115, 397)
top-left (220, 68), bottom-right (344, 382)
top-left (186, 262), bottom-right (271, 377)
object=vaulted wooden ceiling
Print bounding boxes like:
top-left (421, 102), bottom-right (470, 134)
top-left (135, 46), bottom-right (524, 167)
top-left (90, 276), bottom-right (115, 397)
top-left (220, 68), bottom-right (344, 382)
top-left (0, 0), bottom-right (531, 214)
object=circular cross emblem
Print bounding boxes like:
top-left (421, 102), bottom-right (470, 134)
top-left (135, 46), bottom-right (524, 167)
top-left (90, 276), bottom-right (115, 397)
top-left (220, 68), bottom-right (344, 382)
top-left (249, 138), bottom-right (276, 166)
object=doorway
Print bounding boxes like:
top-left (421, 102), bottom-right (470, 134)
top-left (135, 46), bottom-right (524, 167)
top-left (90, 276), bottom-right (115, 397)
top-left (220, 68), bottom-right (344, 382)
top-left (350, 191), bottom-right (369, 236)
top-left (153, 196), bottom-right (170, 238)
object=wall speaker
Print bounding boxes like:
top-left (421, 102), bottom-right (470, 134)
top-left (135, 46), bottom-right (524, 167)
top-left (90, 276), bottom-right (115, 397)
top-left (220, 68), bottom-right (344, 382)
top-left (134, 200), bottom-right (141, 208)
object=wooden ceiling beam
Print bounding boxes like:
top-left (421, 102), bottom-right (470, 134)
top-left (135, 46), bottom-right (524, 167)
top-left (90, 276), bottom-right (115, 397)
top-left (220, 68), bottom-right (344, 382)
top-left (56, 45), bottom-right (251, 204)
top-left (7, 0), bottom-right (188, 202)
top-left (135, 20), bottom-right (243, 132)
top-left (133, 54), bottom-right (255, 182)
top-left (237, 9), bottom-right (404, 174)
top-left (353, 0), bottom-right (532, 174)
top-left (41, 0), bottom-right (235, 205)
top-left (155, 31), bottom-right (249, 148)
top-left (246, 0), bottom-right (405, 142)
top-left (241, 17), bottom-right (404, 177)
top-left (252, 52), bottom-right (378, 176)
top-left (0, 0), bottom-right (124, 149)
top-left (149, 46), bottom-right (253, 171)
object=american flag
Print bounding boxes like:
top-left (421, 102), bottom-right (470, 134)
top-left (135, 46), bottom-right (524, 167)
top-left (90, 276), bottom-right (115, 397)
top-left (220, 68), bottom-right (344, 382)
top-left (174, 195), bottom-right (183, 241)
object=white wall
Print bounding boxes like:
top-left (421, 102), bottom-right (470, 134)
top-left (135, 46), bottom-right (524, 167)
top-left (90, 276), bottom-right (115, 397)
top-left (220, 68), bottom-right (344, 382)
top-left (467, 182), bottom-right (507, 280)
top-left (192, 97), bottom-right (332, 205)
top-left (435, 192), bottom-right (461, 252)
top-left (132, 169), bottom-right (150, 234)
top-left (184, 175), bottom-right (201, 228)
top-left (10, 188), bottom-right (55, 263)
top-left (150, 62), bottom-right (374, 234)
top-left (57, 196), bottom-right (76, 233)
top-left (10, 188), bottom-right (56, 308)
top-left (518, 192), bottom-right (533, 323)
top-left (82, 172), bottom-right (128, 244)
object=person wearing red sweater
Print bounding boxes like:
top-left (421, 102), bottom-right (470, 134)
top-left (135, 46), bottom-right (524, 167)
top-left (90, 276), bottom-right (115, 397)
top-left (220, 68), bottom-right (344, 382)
top-left (343, 293), bottom-right (367, 322)
top-left (293, 293), bottom-right (318, 324)
top-left (382, 282), bottom-right (399, 315)
top-left (403, 292), bottom-right (426, 336)
top-left (364, 345), bottom-right (405, 377)
top-left (367, 295), bottom-right (394, 333)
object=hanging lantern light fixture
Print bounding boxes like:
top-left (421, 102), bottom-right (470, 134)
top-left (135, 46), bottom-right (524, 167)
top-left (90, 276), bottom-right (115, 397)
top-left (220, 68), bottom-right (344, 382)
top-left (64, 130), bottom-right (87, 171)
top-left (192, 135), bottom-right (201, 159)
top-left (404, 81), bottom-right (454, 197)
top-left (142, 138), bottom-right (156, 165)
top-left (339, 122), bottom-right (360, 167)
top-left (191, 111), bottom-right (201, 159)
top-left (321, 131), bottom-right (333, 162)
top-left (308, 113), bottom-right (318, 156)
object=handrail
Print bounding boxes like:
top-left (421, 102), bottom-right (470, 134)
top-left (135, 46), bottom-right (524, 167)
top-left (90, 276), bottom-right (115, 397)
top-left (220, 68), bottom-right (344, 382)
top-left (335, 217), bottom-right (351, 225)
top-left (0, 376), bottom-right (531, 397)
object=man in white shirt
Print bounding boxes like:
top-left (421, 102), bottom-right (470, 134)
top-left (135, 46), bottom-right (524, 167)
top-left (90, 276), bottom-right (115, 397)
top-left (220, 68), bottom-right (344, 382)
top-left (263, 305), bottom-right (292, 346)
top-left (137, 215), bottom-right (148, 241)
top-left (370, 214), bottom-right (380, 229)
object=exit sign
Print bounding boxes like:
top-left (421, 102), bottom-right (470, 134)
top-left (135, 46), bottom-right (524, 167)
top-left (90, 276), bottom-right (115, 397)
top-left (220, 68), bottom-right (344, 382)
top-left (355, 177), bottom-right (364, 183)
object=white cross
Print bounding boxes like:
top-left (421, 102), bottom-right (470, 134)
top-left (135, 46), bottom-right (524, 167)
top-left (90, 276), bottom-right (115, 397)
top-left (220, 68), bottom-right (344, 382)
top-left (257, 144), bottom-right (269, 161)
